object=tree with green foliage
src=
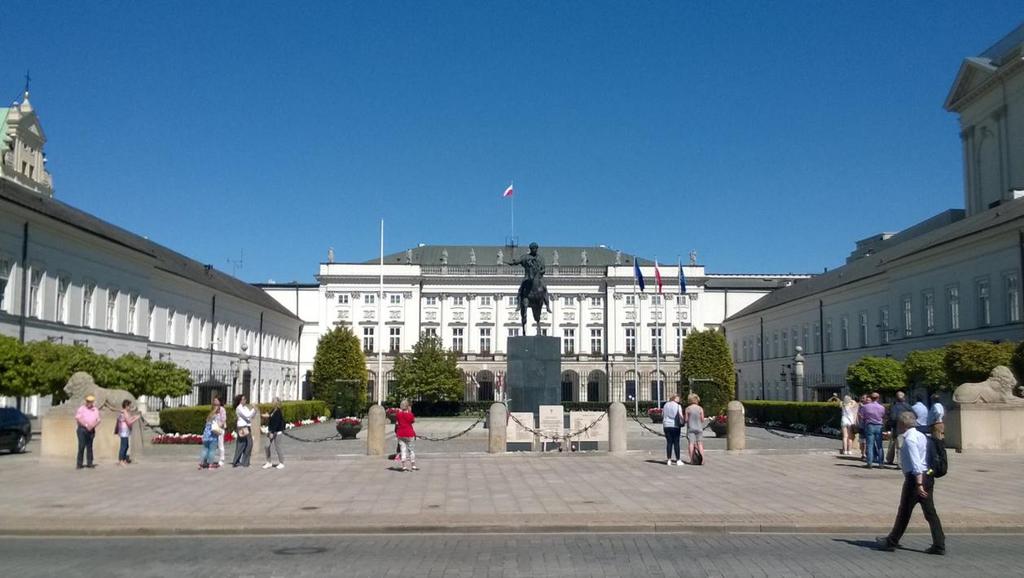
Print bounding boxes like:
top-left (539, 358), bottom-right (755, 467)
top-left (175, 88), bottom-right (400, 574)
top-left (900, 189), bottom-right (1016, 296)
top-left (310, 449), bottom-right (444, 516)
top-left (0, 336), bottom-right (34, 397)
top-left (312, 327), bottom-right (367, 416)
top-left (846, 356), bottom-right (904, 396)
top-left (903, 348), bottom-right (953, 391)
top-left (392, 334), bottom-right (463, 403)
top-left (679, 329), bottom-right (735, 416)
top-left (943, 340), bottom-right (1015, 386)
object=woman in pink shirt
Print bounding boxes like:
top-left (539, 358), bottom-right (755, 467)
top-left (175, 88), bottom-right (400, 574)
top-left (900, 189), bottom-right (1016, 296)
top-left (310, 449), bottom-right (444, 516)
top-left (116, 399), bottom-right (140, 466)
top-left (395, 399), bottom-right (418, 472)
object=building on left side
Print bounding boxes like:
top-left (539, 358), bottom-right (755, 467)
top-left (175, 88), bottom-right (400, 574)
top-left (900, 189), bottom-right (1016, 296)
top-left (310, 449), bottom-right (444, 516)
top-left (0, 90), bottom-right (302, 416)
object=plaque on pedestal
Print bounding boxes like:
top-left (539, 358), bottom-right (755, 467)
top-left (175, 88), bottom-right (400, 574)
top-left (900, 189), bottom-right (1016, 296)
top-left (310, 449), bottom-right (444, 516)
top-left (506, 412), bottom-right (535, 452)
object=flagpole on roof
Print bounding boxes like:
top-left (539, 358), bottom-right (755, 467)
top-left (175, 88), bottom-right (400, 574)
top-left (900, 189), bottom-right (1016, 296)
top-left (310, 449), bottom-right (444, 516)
top-left (377, 219), bottom-right (384, 407)
top-left (655, 257), bottom-right (662, 409)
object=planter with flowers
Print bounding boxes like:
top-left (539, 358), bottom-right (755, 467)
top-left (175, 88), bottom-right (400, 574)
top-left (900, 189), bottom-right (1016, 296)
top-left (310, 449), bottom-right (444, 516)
top-left (647, 407), bottom-right (663, 424)
top-left (336, 417), bottom-right (362, 439)
top-left (709, 415), bottom-right (728, 437)
top-left (385, 407), bottom-right (399, 424)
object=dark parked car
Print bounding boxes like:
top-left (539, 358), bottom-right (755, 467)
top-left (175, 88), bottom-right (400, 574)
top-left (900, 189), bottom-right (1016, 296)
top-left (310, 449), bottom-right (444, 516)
top-left (0, 407), bottom-right (31, 453)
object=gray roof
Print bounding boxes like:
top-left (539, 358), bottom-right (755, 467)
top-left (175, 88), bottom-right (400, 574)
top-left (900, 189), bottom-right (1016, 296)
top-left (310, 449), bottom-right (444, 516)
top-left (0, 179), bottom-right (298, 320)
top-left (980, 22), bottom-right (1024, 64)
top-left (726, 202), bottom-right (1024, 322)
top-left (365, 245), bottom-right (658, 267)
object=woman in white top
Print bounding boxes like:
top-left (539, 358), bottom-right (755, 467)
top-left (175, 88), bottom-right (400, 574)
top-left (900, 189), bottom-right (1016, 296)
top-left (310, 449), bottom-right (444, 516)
top-left (232, 394), bottom-right (256, 468)
top-left (840, 395), bottom-right (858, 456)
top-left (661, 394), bottom-right (683, 466)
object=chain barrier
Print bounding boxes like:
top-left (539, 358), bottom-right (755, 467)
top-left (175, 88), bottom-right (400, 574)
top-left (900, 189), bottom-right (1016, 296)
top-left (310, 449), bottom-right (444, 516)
top-left (281, 429), bottom-right (343, 443)
top-left (415, 414), bottom-right (488, 442)
top-left (630, 414), bottom-right (715, 438)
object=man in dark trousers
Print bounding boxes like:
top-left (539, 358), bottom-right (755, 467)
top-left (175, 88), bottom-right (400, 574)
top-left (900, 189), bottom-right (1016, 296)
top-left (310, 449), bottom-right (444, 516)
top-left (886, 391), bottom-right (911, 467)
top-left (877, 411), bottom-right (946, 555)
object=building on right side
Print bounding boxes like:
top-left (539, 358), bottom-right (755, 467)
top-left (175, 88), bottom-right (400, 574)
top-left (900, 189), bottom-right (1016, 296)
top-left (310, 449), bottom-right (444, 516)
top-left (723, 23), bottom-right (1024, 401)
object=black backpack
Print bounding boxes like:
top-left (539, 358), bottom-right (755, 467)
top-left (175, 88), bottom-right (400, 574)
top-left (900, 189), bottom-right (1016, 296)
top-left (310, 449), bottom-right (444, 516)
top-left (692, 446), bottom-right (704, 466)
top-left (927, 437), bottom-right (948, 478)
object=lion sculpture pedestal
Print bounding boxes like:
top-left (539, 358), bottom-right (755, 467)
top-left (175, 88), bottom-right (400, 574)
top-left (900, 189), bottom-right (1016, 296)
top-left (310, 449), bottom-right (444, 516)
top-left (946, 366), bottom-right (1024, 453)
top-left (41, 372), bottom-right (145, 461)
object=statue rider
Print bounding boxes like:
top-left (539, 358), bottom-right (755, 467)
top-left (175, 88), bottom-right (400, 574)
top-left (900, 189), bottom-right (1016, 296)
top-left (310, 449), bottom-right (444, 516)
top-left (507, 242), bottom-right (552, 334)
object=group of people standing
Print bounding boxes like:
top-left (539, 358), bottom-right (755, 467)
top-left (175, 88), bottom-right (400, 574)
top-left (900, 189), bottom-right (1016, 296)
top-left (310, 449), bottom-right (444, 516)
top-left (199, 395), bottom-right (286, 470)
top-left (660, 393), bottom-right (705, 466)
top-left (840, 391), bottom-right (945, 468)
top-left (74, 395), bottom-right (141, 469)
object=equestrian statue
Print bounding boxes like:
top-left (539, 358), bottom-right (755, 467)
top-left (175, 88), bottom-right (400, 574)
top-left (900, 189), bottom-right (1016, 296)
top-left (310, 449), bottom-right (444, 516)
top-left (507, 242), bottom-right (552, 335)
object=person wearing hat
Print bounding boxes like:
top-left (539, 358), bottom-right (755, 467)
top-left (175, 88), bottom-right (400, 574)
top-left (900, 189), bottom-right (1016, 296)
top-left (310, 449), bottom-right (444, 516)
top-left (75, 394), bottom-right (102, 469)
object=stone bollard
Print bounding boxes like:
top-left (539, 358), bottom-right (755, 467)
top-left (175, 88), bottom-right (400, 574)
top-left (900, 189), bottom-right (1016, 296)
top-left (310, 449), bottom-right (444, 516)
top-left (366, 405), bottom-right (386, 456)
top-left (488, 402), bottom-right (507, 454)
top-left (608, 402), bottom-right (627, 454)
top-left (250, 411), bottom-right (263, 456)
top-left (727, 400), bottom-right (745, 451)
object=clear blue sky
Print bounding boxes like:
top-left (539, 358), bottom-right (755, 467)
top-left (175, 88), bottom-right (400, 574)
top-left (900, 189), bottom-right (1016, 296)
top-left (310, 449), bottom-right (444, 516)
top-left (3, 2), bottom-right (1021, 283)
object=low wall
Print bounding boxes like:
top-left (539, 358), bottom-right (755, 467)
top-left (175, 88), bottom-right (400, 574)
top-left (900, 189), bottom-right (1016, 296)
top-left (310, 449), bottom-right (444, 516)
top-left (41, 410), bottom-right (145, 462)
top-left (946, 404), bottom-right (1024, 453)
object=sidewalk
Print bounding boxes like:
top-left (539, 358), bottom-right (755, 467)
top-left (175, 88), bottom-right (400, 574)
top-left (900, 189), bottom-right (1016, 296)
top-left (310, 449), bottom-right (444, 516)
top-left (1, 449), bottom-right (1022, 536)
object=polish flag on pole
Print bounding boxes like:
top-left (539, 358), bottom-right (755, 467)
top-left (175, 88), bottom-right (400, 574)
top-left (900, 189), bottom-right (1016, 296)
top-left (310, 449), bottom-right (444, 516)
top-left (502, 183), bottom-right (514, 197)
top-left (654, 259), bottom-right (664, 294)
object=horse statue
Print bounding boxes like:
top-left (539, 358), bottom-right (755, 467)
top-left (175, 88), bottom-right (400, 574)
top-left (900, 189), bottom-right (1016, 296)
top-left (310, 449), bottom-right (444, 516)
top-left (507, 242), bottom-right (552, 335)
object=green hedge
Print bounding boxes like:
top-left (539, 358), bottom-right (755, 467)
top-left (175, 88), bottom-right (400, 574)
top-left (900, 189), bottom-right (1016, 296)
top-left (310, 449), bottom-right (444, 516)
top-left (160, 400), bottom-right (331, 434)
top-left (741, 401), bottom-right (842, 433)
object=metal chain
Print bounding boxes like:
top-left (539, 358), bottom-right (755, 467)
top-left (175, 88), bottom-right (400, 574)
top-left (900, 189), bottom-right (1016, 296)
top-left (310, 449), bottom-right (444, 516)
top-left (506, 410), bottom-right (607, 444)
top-left (280, 430), bottom-right (343, 443)
top-left (630, 414), bottom-right (666, 437)
top-left (414, 414), bottom-right (487, 442)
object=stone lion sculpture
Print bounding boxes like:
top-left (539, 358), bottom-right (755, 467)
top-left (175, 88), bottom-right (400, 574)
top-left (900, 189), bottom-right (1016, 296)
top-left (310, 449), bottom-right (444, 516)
top-left (56, 371), bottom-right (138, 414)
top-left (953, 366), bottom-right (1024, 405)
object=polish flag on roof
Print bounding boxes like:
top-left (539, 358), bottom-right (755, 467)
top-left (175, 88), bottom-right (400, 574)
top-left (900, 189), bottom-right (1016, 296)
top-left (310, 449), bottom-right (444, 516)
top-left (502, 183), bottom-right (514, 197)
top-left (654, 259), bottom-right (664, 294)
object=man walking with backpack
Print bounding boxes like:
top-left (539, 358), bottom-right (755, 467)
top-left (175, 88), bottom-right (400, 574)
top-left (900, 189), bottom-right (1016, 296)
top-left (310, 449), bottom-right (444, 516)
top-left (877, 411), bottom-right (946, 555)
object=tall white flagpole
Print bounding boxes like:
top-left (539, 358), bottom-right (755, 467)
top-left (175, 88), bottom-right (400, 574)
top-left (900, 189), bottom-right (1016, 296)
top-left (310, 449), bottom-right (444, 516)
top-left (510, 180), bottom-right (515, 241)
top-left (655, 258), bottom-right (662, 408)
top-left (377, 219), bottom-right (384, 406)
top-left (633, 262), bottom-right (639, 416)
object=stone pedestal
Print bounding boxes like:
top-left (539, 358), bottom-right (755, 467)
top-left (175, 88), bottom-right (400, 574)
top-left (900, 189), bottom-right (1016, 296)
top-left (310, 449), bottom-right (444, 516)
top-left (506, 336), bottom-right (561, 414)
top-left (608, 402), bottom-right (627, 454)
top-left (488, 402), bottom-right (507, 454)
top-left (41, 410), bottom-right (144, 462)
top-left (366, 405), bottom-right (386, 456)
top-left (726, 400), bottom-right (746, 451)
top-left (946, 404), bottom-right (1024, 452)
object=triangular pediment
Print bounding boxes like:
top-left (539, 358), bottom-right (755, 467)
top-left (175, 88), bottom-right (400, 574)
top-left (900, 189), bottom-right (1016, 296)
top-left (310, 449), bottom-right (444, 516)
top-left (944, 57), bottom-right (998, 112)
top-left (12, 111), bottom-right (46, 143)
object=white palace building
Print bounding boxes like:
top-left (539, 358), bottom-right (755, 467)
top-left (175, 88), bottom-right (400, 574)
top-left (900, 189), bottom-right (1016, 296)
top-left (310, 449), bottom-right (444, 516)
top-left (0, 89), bottom-right (302, 416)
top-left (723, 23), bottom-right (1024, 401)
top-left (261, 248), bottom-right (805, 404)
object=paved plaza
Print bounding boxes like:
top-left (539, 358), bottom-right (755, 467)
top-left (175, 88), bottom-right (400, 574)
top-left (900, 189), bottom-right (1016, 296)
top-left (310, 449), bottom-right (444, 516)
top-left (1, 422), bottom-right (1022, 536)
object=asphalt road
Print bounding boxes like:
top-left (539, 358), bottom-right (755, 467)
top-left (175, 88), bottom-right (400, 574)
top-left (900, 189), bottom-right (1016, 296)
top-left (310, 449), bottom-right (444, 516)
top-left (2, 533), bottom-right (1020, 577)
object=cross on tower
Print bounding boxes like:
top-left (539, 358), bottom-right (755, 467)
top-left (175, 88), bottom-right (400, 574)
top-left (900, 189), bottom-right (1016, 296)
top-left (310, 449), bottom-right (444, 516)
top-left (23, 70), bottom-right (31, 94)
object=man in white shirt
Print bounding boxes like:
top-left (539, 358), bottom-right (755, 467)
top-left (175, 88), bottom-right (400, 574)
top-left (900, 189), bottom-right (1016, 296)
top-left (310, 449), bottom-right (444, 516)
top-left (910, 396), bottom-right (929, 434)
top-left (877, 411), bottom-right (945, 555)
top-left (929, 393), bottom-right (946, 441)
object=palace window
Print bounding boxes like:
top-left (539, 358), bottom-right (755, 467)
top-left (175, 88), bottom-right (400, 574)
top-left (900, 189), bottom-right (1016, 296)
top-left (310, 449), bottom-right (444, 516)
top-left (107, 290), bottom-right (119, 331)
top-left (1006, 273), bottom-right (1020, 323)
top-left (479, 296), bottom-right (491, 306)
top-left (590, 328), bottom-right (603, 355)
top-left (127, 294), bottom-right (137, 335)
top-left (591, 297), bottom-right (602, 307)
top-left (840, 317), bottom-right (849, 349)
top-left (423, 327), bottom-right (438, 339)
top-left (772, 332), bottom-right (779, 358)
top-left (754, 334), bottom-right (760, 360)
top-left (812, 323), bottom-right (820, 354)
top-left (977, 279), bottom-right (991, 326)
top-left (148, 305), bottom-right (155, 338)
top-left (924, 291), bottom-right (935, 334)
top-left (0, 258), bottom-right (10, 312)
top-left (902, 297), bottom-right (912, 337)
top-left (389, 294), bottom-right (401, 305)
top-left (30, 269), bottom-right (43, 318)
top-left (947, 286), bottom-right (960, 331)
top-left (802, 324), bottom-right (810, 352)
top-left (562, 296), bottom-right (574, 306)
top-left (451, 327), bottom-right (464, 353)
top-left (337, 294), bottom-right (349, 304)
top-left (363, 327), bottom-right (375, 353)
top-left (186, 313), bottom-right (194, 346)
top-left (679, 327), bottom-right (688, 355)
top-left (425, 296), bottom-right (437, 306)
top-left (781, 330), bottom-right (789, 357)
top-left (676, 294), bottom-right (687, 305)
top-left (389, 327), bottom-right (401, 353)
top-left (858, 313), bottom-right (868, 348)
top-left (57, 277), bottom-right (69, 323)
top-left (508, 327), bottom-right (520, 338)
top-left (508, 296), bottom-right (519, 307)
top-left (166, 309), bottom-right (175, 343)
top-left (651, 295), bottom-right (662, 306)
top-left (364, 294), bottom-right (375, 305)
top-left (625, 295), bottom-right (636, 306)
top-left (879, 307), bottom-right (890, 344)
top-left (825, 320), bottom-right (833, 351)
top-left (625, 327), bottom-right (636, 355)
top-left (479, 328), bottom-right (491, 353)
top-left (452, 296), bottom-right (465, 306)
top-left (563, 328), bottom-right (575, 355)
top-left (651, 327), bottom-right (663, 355)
